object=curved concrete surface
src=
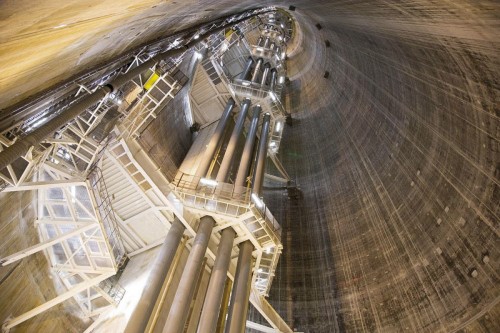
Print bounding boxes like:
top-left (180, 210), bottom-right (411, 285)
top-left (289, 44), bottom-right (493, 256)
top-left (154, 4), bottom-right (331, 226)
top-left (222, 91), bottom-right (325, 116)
top-left (0, 1), bottom-right (498, 332)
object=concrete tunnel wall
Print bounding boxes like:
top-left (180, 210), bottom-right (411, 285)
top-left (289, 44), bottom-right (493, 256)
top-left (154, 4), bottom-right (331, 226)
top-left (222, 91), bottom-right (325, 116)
top-left (0, 1), bottom-right (498, 332)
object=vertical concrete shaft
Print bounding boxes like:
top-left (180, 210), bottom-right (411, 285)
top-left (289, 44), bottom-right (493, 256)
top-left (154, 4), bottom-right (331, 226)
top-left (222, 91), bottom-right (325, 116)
top-left (251, 113), bottom-right (271, 196)
top-left (216, 99), bottom-right (251, 182)
top-left (196, 228), bottom-right (236, 333)
top-left (269, 69), bottom-right (277, 92)
top-left (251, 58), bottom-right (263, 83)
top-left (195, 98), bottom-right (235, 178)
top-left (240, 57), bottom-right (254, 81)
top-left (162, 216), bottom-right (215, 333)
top-left (263, 37), bottom-right (270, 48)
top-left (224, 241), bottom-right (254, 333)
top-left (260, 63), bottom-right (271, 86)
top-left (124, 218), bottom-right (185, 333)
top-left (234, 106), bottom-right (261, 188)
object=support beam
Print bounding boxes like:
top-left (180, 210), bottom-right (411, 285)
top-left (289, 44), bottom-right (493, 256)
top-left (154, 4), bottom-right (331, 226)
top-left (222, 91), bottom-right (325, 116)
top-left (240, 57), bottom-right (254, 81)
top-left (252, 113), bottom-right (271, 196)
top-left (124, 218), bottom-right (185, 333)
top-left (0, 223), bottom-right (99, 266)
top-left (195, 98), bottom-right (235, 179)
top-left (249, 289), bottom-right (293, 333)
top-left (234, 105), bottom-right (261, 192)
top-left (2, 272), bottom-right (114, 331)
top-left (246, 321), bottom-right (279, 333)
top-left (225, 240), bottom-right (254, 333)
top-left (197, 227), bottom-right (236, 333)
top-left (216, 99), bottom-right (251, 182)
top-left (163, 216), bottom-right (215, 333)
top-left (2, 180), bottom-right (86, 192)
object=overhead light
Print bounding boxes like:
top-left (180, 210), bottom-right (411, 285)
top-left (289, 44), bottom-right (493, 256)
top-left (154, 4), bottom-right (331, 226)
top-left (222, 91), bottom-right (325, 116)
top-left (200, 178), bottom-right (218, 187)
top-left (265, 246), bottom-right (273, 254)
top-left (275, 122), bottom-right (282, 132)
top-left (251, 193), bottom-right (264, 208)
top-left (194, 34), bottom-right (200, 40)
top-left (258, 268), bottom-right (263, 273)
top-left (279, 76), bottom-right (285, 84)
top-left (269, 92), bottom-right (277, 101)
top-left (194, 51), bottom-right (203, 60)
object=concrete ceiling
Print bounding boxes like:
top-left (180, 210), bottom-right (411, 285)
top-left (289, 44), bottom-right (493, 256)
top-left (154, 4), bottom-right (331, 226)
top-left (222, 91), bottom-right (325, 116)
top-left (0, 1), bottom-right (499, 332)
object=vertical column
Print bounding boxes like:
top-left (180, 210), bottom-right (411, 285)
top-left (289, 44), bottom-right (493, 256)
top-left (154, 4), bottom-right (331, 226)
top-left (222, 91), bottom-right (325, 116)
top-left (269, 69), bottom-right (277, 92)
top-left (195, 98), bottom-right (235, 179)
top-left (240, 57), bottom-right (254, 81)
top-left (251, 113), bottom-right (271, 196)
top-left (251, 58), bottom-right (263, 83)
top-left (256, 36), bottom-right (264, 47)
top-left (260, 63), bottom-right (271, 86)
top-left (234, 106), bottom-right (261, 190)
top-left (196, 228), bottom-right (236, 333)
top-left (125, 218), bottom-right (185, 333)
top-left (162, 216), bottom-right (215, 333)
top-left (224, 241), bottom-right (254, 333)
top-left (216, 99), bottom-right (251, 182)
top-left (269, 42), bottom-right (276, 51)
top-left (263, 37), bottom-right (270, 49)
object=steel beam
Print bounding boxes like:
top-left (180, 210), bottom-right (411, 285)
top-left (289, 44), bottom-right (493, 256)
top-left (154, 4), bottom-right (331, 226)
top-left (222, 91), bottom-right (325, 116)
top-left (0, 223), bottom-right (99, 266)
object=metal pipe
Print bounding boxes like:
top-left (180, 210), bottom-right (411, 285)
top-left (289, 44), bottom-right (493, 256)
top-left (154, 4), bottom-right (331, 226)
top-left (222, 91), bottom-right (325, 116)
top-left (216, 99), bottom-right (251, 182)
top-left (124, 218), bottom-right (185, 333)
top-left (216, 278), bottom-right (233, 333)
top-left (195, 98), bottom-right (235, 178)
top-left (275, 46), bottom-right (281, 59)
top-left (224, 241), bottom-right (254, 333)
top-left (234, 106), bottom-right (261, 189)
top-left (260, 63), bottom-right (271, 86)
top-left (0, 46), bottom-right (187, 171)
top-left (240, 57), bottom-right (254, 81)
top-left (263, 37), bottom-right (270, 49)
top-left (269, 42), bottom-right (275, 51)
top-left (269, 69), bottom-right (277, 92)
top-left (256, 36), bottom-right (264, 47)
top-left (196, 227), bottom-right (236, 333)
top-left (251, 113), bottom-right (271, 196)
top-left (162, 216), bottom-right (215, 333)
top-left (250, 58), bottom-right (263, 83)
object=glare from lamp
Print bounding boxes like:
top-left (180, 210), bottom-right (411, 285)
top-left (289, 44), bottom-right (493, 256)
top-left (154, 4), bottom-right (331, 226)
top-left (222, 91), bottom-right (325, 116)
top-left (251, 193), bottom-right (264, 208)
top-left (200, 178), bottom-right (218, 187)
top-left (275, 122), bottom-right (282, 132)
top-left (194, 51), bottom-right (203, 60)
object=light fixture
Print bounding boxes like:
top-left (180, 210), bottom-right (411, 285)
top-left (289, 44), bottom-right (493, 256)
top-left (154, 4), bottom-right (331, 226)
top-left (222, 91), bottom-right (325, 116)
top-left (275, 122), bottom-right (282, 132)
top-left (194, 51), bottom-right (203, 60)
top-left (265, 246), bottom-right (273, 254)
top-left (200, 178), bottom-right (218, 187)
top-left (279, 76), bottom-right (285, 84)
top-left (251, 193), bottom-right (264, 208)
top-left (258, 268), bottom-right (263, 273)
top-left (269, 92), bottom-right (277, 101)
top-left (194, 34), bottom-right (200, 40)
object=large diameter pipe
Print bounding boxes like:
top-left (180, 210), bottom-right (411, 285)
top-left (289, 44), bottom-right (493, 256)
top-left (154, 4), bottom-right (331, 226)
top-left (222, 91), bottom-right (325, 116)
top-left (216, 99), bottom-right (251, 182)
top-left (263, 37), bottom-right (270, 49)
top-left (162, 216), bottom-right (215, 333)
top-left (240, 57), bottom-right (254, 81)
top-left (251, 113), bottom-right (271, 196)
top-left (195, 98), bottom-right (235, 178)
top-left (256, 36), bottom-right (264, 47)
top-left (196, 227), bottom-right (236, 333)
top-left (224, 241), bottom-right (254, 333)
top-left (250, 58), bottom-right (263, 83)
top-left (234, 106), bottom-right (261, 188)
top-left (0, 46), bottom-right (187, 171)
top-left (124, 218), bottom-right (185, 333)
top-left (269, 69), bottom-right (277, 92)
top-left (260, 63), bottom-right (271, 86)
